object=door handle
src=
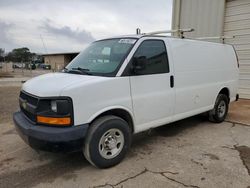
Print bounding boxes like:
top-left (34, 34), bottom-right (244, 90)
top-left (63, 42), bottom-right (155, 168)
top-left (170, 75), bottom-right (174, 88)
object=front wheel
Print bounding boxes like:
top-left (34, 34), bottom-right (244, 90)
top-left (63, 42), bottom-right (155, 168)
top-left (84, 115), bottom-right (132, 168)
top-left (209, 94), bottom-right (229, 123)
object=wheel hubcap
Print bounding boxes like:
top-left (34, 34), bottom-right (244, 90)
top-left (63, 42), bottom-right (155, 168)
top-left (218, 100), bottom-right (226, 118)
top-left (99, 128), bottom-right (124, 159)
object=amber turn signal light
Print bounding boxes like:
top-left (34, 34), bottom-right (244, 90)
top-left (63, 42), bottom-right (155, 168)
top-left (37, 116), bottom-right (71, 126)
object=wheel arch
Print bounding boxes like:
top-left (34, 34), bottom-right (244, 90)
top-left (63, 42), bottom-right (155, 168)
top-left (88, 107), bottom-right (134, 133)
top-left (218, 87), bottom-right (230, 102)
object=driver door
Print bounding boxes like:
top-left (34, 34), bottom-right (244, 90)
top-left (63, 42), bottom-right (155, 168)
top-left (127, 39), bottom-right (175, 132)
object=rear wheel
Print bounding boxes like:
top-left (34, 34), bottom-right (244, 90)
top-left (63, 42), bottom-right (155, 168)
top-left (209, 94), bottom-right (229, 123)
top-left (84, 115), bottom-right (132, 168)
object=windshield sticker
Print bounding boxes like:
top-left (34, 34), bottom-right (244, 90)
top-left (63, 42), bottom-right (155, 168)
top-left (118, 39), bottom-right (137, 44)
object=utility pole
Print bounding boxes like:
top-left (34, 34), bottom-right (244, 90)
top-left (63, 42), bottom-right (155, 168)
top-left (40, 34), bottom-right (52, 71)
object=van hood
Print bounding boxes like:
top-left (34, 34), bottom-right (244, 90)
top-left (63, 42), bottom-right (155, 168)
top-left (22, 73), bottom-right (101, 97)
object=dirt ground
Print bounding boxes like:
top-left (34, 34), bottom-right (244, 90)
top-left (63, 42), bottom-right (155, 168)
top-left (0, 69), bottom-right (52, 78)
top-left (227, 99), bottom-right (250, 126)
top-left (0, 85), bottom-right (250, 188)
top-left (0, 86), bottom-right (20, 123)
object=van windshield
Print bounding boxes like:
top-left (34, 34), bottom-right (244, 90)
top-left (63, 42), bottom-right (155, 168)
top-left (65, 38), bottom-right (137, 76)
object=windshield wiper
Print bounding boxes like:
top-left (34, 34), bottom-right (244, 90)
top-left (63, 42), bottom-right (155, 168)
top-left (72, 67), bottom-right (90, 72)
top-left (72, 67), bottom-right (92, 75)
top-left (62, 67), bottom-right (69, 72)
top-left (66, 67), bottom-right (92, 75)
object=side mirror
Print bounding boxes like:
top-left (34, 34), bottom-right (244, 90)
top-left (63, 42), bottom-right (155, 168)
top-left (131, 56), bottom-right (147, 74)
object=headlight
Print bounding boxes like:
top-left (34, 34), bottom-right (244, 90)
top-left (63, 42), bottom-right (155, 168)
top-left (50, 100), bottom-right (70, 115)
top-left (36, 98), bottom-right (73, 126)
top-left (51, 100), bottom-right (57, 112)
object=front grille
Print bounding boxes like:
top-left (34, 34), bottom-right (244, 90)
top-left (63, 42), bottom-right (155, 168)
top-left (20, 91), bottom-right (38, 106)
top-left (21, 108), bottom-right (36, 122)
top-left (19, 91), bottom-right (38, 122)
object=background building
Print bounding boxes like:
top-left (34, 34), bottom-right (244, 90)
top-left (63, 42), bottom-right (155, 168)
top-left (43, 52), bottom-right (79, 71)
top-left (172, 0), bottom-right (250, 99)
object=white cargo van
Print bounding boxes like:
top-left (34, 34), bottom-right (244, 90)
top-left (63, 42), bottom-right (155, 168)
top-left (13, 34), bottom-right (239, 168)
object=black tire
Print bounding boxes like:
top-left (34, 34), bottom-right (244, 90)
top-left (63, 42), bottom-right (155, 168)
top-left (209, 94), bottom-right (229, 123)
top-left (84, 115), bottom-right (132, 168)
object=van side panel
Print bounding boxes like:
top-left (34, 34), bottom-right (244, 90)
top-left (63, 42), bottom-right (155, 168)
top-left (168, 39), bottom-right (238, 121)
top-left (61, 77), bottom-right (133, 126)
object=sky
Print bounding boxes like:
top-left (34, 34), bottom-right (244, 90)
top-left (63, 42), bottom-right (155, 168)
top-left (0, 0), bottom-right (173, 53)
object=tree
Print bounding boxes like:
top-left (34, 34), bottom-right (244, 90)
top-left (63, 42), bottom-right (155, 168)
top-left (0, 48), bottom-right (4, 62)
top-left (6, 47), bottom-right (32, 62)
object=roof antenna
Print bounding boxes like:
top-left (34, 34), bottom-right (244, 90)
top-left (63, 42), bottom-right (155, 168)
top-left (136, 28), bottom-right (141, 35)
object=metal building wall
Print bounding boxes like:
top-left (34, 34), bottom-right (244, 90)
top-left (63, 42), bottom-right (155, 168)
top-left (44, 55), bottom-right (65, 70)
top-left (172, 0), bottom-right (250, 99)
top-left (172, 0), bottom-right (225, 39)
top-left (224, 0), bottom-right (250, 99)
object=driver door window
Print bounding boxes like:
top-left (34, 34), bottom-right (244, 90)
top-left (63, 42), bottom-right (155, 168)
top-left (132, 40), bottom-right (169, 75)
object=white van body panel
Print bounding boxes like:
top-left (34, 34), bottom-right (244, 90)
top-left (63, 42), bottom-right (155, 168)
top-left (129, 73), bottom-right (175, 133)
top-left (167, 38), bottom-right (238, 122)
top-left (60, 77), bottom-right (133, 126)
top-left (21, 35), bottom-right (239, 134)
top-left (22, 73), bottom-right (101, 97)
